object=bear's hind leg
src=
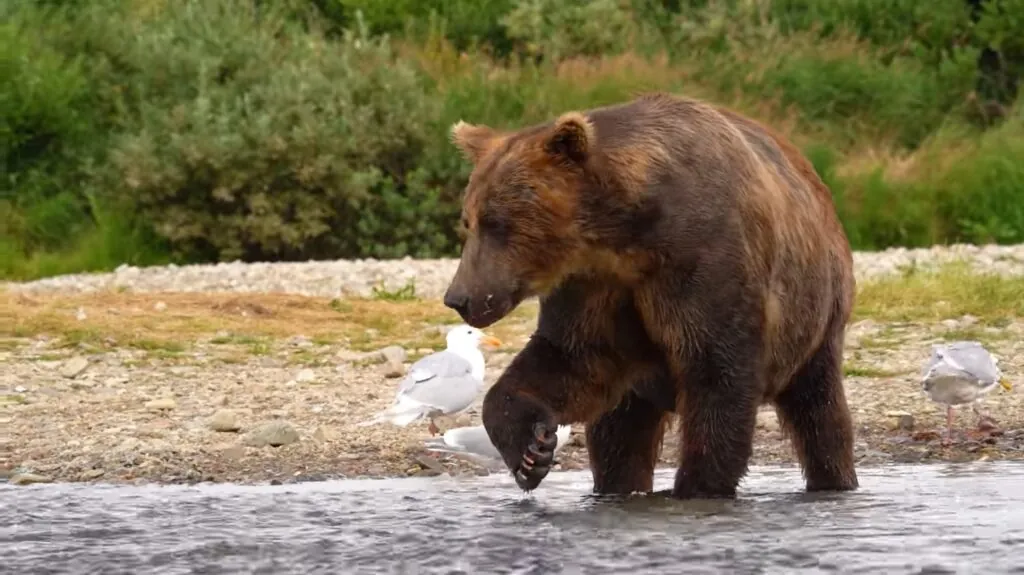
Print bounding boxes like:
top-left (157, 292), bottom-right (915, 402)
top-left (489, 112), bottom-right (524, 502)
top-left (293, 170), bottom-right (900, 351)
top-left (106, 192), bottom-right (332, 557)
top-left (774, 328), bottom-right (859, 492)
top-left (586, 390), bottom-right (670, 495)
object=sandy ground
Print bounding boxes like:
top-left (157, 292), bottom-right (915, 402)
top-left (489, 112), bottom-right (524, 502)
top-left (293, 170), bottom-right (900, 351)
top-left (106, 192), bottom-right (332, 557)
top-left (3, 291), bottom-right (1024, 487)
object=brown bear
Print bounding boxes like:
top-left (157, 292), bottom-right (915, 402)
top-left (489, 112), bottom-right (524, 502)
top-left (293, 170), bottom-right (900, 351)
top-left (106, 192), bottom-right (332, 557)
top-left (442, 92), bottom-right (859, 499)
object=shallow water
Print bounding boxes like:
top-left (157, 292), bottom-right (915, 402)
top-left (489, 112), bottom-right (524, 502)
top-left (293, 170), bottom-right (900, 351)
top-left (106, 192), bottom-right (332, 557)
top-left (4, 463), bottom-right (1024, 574)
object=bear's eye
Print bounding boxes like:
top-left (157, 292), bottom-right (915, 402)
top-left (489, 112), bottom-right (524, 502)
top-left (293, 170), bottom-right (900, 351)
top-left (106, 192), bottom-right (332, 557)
top-left (478, 213), bottom-right (510, 242)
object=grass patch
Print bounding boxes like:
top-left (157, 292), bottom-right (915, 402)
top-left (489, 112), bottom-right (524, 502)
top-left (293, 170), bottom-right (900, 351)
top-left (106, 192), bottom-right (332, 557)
top-left (843, 364), bottom-right (911, 378)
top-left (2, 263), bottom-right (1018, 358)
top-left (1, 394), bottom-right (28, 405)
top-left (854, 262), bottom-right (1024, 324)
top-left (0, 290), bottom-right (533, 356)
top-left (371, 280), bottom-right (418, 302)
top-left (936, 326), bottom-right (1011, 344)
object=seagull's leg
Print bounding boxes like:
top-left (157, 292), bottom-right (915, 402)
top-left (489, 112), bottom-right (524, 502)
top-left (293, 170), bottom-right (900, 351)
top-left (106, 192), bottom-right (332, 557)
top-left (427, 418), bottom-right (440, 436)
top-left (943, 405), bottom-right (955, 446)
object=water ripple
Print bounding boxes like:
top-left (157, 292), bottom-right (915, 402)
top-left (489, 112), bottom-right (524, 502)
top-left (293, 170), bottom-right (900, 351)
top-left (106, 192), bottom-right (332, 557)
top-left (4, 463), bottom-right (1024, 574)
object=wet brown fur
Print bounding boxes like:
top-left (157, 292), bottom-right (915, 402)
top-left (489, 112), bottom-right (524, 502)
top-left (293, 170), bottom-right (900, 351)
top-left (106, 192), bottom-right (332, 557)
top-left (445, 92), bottom-right (858, 498)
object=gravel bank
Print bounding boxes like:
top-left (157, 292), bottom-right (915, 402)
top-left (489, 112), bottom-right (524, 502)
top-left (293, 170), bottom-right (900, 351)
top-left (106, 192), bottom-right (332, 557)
top-left (3, 245), bottom-right (1024, 487)
top-left (3, 315), bottom-right (1023, 486)
top-left (5, 243), bottom-right (1024, 299)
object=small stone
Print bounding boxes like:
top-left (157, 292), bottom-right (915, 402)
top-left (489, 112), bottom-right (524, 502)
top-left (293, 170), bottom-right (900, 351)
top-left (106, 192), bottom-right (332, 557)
top-left (75, 307), bottom-right (87, 321)
top-left (60, 357), bottom-right (90, 379)
top-left (145, 398), bottom-right (177, 411)
top-left (243, 421), bottom-right (299, 447)
top-left (896, 414), bottom-right (915, 431)
top-left (154, 301), bottom-right (167, 312)
top-left (941, 319), bottom-right (959, 329)
top-left (14, 385), bottom-right (26, 393)
top-left (295, 368), bottom-right (317, 383)
top-left (415, 455), bottom-right (446, 475)
top-left (11, 473), bottom-right (52, 485)
top-left (381, 361), bottom-right (405, 379)
top-left (209, 409), bottom-right (241, 432)
top-left (372, 345), bottom-right (407, 365)
top-left (81, 468), bottom-right (105, 480)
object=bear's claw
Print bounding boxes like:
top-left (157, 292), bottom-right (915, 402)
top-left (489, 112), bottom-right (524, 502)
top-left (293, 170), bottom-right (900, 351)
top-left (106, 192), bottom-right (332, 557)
top-left (512, 422), bottom-right (558, 491)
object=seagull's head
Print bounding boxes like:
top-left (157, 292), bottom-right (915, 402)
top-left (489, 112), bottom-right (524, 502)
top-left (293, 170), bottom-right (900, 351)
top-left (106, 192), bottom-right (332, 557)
top-left (446, 324), bottom-right (502, 352)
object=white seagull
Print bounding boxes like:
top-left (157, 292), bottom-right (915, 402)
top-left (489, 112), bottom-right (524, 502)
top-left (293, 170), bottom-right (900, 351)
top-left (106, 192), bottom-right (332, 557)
top-left (424, 424), bottom-right (574, 464)
top-left (357, 325), bottom-right (501, 435)
top-left (921, 340), bottom-right (1013, 444)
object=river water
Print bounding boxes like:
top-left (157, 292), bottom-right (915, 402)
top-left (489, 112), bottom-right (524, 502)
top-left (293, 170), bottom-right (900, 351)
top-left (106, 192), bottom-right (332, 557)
top-left (4, 462), bottom-right (1024, 574)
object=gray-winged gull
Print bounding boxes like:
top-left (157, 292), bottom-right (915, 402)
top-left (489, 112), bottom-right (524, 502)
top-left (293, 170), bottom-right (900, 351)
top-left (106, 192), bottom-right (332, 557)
top-left (357, 324), bottom-right (501, 435)
top-left (423, 424), bottom-right (573, 464)
top-left (921, 340), bottom-right (1013, 444)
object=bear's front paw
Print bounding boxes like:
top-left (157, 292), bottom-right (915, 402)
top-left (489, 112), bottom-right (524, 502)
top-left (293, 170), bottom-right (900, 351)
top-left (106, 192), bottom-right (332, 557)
top-left (513, 422), bottom-right (559, 491)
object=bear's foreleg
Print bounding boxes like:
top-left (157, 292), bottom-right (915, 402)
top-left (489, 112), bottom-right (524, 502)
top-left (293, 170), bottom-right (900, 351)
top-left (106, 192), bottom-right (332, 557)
top-left (481, 336), bottom-right (623, 492)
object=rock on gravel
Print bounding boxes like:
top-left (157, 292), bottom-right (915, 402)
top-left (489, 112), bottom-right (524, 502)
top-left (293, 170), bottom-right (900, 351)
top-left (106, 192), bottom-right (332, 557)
top-left (11, 472), bottom-right (53, 486)
top-left (370, 345), bottom-right (407, 365)
top-left (145, 398), bottom-right (177, 412)
top-left (208, 409), bottom-right (241, 432)
top-left (4, 245), bottom-right (1024, 298)
top-left (59, 357), bottom-right (90, 379)
top-left (243, 421), bottom-right (300, 447)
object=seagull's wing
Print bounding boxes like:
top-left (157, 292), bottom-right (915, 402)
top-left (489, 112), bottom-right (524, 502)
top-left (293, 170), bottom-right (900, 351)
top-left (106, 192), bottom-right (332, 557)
top-left (942, 345), bottom-right (1001, 384)
top-left (425, 426), bottom-right (501, 459)
top-left (397, 351), bottom-right (480, 415)
top-left (396, 350), bottom-right (474, 395)
top-left (424, 424), bottom-right (574, 460)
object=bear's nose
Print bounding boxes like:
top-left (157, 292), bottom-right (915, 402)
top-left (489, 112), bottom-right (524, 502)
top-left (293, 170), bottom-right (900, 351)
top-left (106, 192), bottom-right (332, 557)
top-left (443, 292), bottom-right (470, 318)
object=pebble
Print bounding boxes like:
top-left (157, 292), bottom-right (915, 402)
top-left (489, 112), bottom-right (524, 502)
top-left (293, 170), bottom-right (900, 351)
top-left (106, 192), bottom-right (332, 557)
top-left (381, 361), bottom-right (406, 379)
top-left (294, 368), bottom-right (317, 383)
top-left (208, 409), bottom-right (241, 432)
top-left (154, 301), bottom-right (167, 312)
top-left (60, 357), bottom-right (90, 379)
top-left (372, 345), bottom-right (407, 365)
top-left (145, 398), bottom-right (177, 411)
top-left (11, 472), bottom-right (53, 485)
top-left (243, 421), bottom-right (300, 447)
top-left (80, 468), bottom-right (105, 480)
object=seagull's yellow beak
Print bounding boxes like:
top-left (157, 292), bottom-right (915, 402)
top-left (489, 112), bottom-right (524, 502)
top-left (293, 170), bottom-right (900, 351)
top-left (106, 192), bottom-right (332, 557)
top-left (999, 377), bottom-right (1013, 392)
top-left (480, 335), bottom-right (502, 350)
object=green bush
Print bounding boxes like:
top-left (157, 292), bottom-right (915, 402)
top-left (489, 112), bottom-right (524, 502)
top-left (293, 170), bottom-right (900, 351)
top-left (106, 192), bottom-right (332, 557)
top-left (102, 1), bottom-right (457, 262)
top-left (3, 0), bottom-right (1024, 282)
top-left (0, 17), bottom-right (99, 252)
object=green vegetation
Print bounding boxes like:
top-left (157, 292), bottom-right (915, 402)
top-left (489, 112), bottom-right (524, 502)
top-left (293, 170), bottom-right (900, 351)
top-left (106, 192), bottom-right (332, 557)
top-left (3, 0), bottom-right (1023, 280)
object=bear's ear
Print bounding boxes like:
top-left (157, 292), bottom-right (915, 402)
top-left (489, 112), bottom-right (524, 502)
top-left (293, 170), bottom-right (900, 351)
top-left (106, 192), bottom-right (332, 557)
top-left (544, 111), bottom-right (594, 164)
top-left (450, 120), bottom-right (500, 164)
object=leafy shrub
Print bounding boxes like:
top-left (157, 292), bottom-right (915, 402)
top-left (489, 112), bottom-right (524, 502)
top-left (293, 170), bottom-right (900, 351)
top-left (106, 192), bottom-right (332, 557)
top-left (0, 17), bottom-right (100, 251)
top-left (501, 0), bottom-right (639, 61)
top-left (103, 1), bottom-right (455, 262)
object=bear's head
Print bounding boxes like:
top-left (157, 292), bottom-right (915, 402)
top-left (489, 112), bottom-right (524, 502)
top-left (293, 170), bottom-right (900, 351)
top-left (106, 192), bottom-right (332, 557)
top-left (442, 112), bottom-right (601, 328)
